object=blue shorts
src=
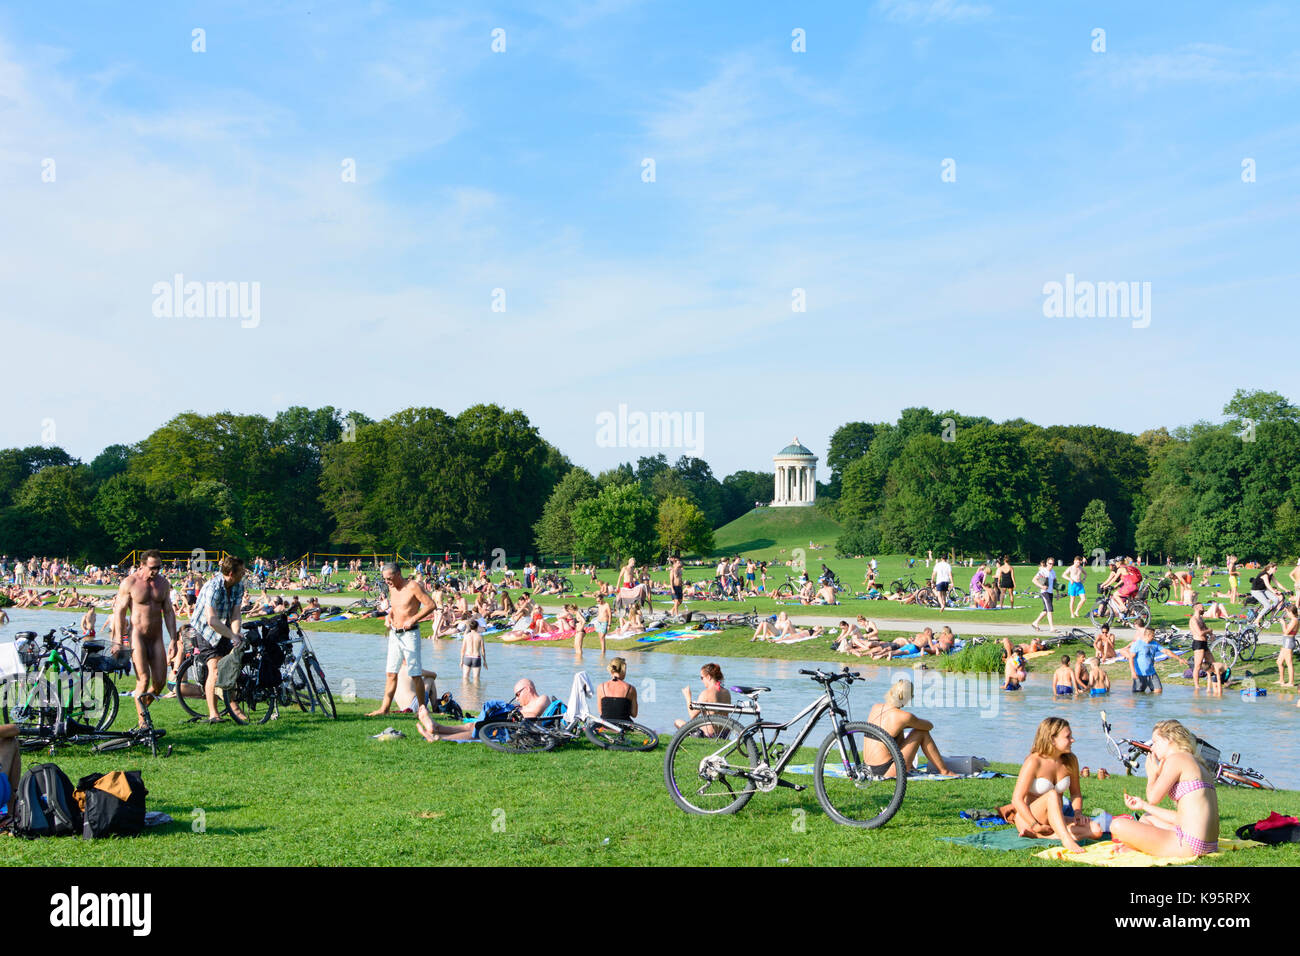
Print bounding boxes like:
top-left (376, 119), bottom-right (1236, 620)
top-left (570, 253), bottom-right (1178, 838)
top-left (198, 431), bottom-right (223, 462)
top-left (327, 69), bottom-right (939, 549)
top-left (1068, 583), bottom-right (1085, 597)
top-left (1090, 687), bottom-right (1108, 696)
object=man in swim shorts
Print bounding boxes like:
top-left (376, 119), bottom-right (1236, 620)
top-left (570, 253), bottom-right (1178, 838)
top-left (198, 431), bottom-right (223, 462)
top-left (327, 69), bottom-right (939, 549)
top-left (593, 593), bottom-right (612, 653)
top-left (114, 548), bottom-right (180, 727)
top-left (1065, 556), bottom-right (1087, 618)
top-left (367, 563), bottom-right (438, 717)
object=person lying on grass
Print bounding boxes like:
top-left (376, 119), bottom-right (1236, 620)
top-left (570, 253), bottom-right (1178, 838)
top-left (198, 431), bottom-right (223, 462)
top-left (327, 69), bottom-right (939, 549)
top-left (1104, 719), bottom-right (1221, 858)
top-left (1005, 717), bottom-right (1104, 853)
top-left (417, 678), bottom-right (551, 742)
top-left (833, 617), bottom-right (880, 655)
top-left (751, 610), bottom-right (824, 643)
top-left (863, 679), bottom-right (958, 777)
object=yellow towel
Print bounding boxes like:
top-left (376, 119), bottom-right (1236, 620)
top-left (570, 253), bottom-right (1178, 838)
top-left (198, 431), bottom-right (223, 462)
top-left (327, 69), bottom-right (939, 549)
top-left (1036, 837), bottom-right (1262, 866)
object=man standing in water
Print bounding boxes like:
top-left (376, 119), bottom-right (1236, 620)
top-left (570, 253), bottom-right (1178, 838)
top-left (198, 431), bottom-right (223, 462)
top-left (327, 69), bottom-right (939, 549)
top-left (367, 563), bottom-right (438, 717)
top-left (113, 549), bottom-right (179, 726)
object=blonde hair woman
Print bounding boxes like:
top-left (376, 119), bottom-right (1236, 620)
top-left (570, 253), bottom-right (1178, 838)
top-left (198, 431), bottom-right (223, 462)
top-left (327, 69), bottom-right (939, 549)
top-left (1108, 720), bottom-right (1220, 857)
top-left (861, 679), bottom-right (957, 778)
top-left (596, 657), bottom-right (638, 721)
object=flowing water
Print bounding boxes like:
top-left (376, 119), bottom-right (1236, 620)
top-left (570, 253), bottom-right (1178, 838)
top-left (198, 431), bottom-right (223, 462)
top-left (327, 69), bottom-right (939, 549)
top-left (5, 609), bottom-right (1298, 788)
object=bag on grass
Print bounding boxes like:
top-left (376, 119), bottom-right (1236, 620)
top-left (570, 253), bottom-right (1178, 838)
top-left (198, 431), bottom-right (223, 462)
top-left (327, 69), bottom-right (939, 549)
top-left (1236, 812), bottom-right (1300, 845)
top-left (13, 763), bottom-right (81, 838)
top-left (76, 771), bottom-right (147, 839)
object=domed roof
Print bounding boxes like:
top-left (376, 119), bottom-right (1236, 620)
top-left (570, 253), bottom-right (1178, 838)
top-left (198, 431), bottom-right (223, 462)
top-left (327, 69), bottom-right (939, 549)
top-left (775, 438), bottom-right (816, 458)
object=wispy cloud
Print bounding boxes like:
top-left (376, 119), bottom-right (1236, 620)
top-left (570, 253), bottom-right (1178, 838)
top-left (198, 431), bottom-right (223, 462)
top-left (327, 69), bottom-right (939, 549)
top-left (876, 0), bottom-right (992, 25)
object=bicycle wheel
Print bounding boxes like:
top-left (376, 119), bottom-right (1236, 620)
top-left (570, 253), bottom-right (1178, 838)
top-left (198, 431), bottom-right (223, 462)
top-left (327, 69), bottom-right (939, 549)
top-left (915, 588), bottom-right (939, 609)
top-left (174, 656), bottom-right (212, 721)
top-left (1154, 582), bottom-right (1171, 604)
top-left (4, 672), bottom-right (64, 731)
top-left (889, 579), bottom-right (906, 595)
top-left (91, 736), bottom-right (137, 753)
top-left (1129, 602), bottom-right (1151, 629)
top-left (1089, 602), bottom-right (1113, 628)
top-left (774, 584), bottom-right (796, 600)
top-left (75, 671), bottom-right (119, 731)
top-left (813, 723), bottom-right (907, 829)
top-left (480, 721), bottom-right (559, 754)
top-left (1237, 626), bottom-right (1259, 662)
top-left (584, 719), bottom-right (658, 751)
top-left (1209, 637), bottom-right (1239, 670)
top-left (306, 657), bottom-right (336, 719)
top-left (224, 677), bottom-right (276, 725)
top-left (663, 715), bottom-right (757, 815)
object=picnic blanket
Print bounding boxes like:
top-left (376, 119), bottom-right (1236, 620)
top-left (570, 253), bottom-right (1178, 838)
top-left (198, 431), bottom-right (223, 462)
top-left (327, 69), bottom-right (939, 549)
top-left (1035, 836), bottom-right (1262, 866)
top-left (637, 630), bottom-right (702, 643)
top-left (939, 829), bottom-right (1090, 851)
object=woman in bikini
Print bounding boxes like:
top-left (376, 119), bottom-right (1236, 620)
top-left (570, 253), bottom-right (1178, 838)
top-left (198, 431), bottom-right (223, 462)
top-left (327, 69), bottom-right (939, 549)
top-left (1008, 717), bottom-right (1103, 852)
top-left (1108, 719), bottom-right (1220, 857)
top-left (862, 679), bottom-right (958, 777)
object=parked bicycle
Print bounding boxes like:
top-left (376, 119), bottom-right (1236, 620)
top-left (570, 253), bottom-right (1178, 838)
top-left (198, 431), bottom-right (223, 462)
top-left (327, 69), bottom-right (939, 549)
top-left (3, 628), bottom-right (117, 732)
top-left (1209, 624), bottom-right (1259, 669)
top-left (479, 699), bottom-right (658, 754)
top-left (1100, 711), bottom-right (1273, 789)
top-left (663, 667), bottom-right (906, 829)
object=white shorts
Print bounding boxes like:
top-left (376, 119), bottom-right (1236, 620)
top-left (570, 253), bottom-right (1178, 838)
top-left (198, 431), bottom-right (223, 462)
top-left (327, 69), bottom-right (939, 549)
top-left (386, 627), bottom-right (423, 677)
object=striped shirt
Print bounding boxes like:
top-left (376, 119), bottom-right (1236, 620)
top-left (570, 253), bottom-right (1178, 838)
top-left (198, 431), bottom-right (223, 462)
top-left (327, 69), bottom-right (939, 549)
top-left (192, 574), bottom-right (244, 645)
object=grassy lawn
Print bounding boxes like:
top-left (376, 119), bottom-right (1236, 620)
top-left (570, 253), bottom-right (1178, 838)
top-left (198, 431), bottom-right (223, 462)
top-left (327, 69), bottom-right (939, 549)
top-left (3, 698), bottom-right (1294, 866)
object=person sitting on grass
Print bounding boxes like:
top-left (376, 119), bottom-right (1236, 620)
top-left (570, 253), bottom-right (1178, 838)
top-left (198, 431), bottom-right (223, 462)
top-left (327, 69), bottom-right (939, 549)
top-left (1007, 717), bottom-right (1104, 853)
top-left (935, 625), bottom-right (956, 654)
top-left (1093, 623), bottom-right (1116, 661)
top-left (814, 582), bottom-right (838, 605)
top-left (675, 662), bottom-right (731, 732)
top-left (863, 679), bottom-right (959, 777)
top-left (1106, 719), bottom-right (1220, 858)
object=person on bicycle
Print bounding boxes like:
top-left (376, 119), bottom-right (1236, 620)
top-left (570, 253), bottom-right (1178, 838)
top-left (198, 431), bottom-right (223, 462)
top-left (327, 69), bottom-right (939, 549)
top-left (1108, 559), bottom-right (1141, 617)
top-left (1249, 563), bottom-right (1281, 624)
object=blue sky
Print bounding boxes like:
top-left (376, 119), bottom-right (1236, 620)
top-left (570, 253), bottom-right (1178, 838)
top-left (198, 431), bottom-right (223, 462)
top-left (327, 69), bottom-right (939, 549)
top-left (1, 0), bottom-right (1297, 477)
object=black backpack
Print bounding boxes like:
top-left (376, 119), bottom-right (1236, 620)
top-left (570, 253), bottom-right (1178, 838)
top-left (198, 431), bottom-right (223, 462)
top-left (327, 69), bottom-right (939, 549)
top-left (76, 772), bottom-right (147, 840)
top-left (1236, 819), bottom-right (1300, 845)
top-left (13, 763), bottom-right (81, 839)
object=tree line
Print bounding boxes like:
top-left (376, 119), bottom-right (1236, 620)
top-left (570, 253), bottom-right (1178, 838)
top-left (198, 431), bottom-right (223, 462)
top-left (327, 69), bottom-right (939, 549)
top-left (824, 389), bottom-right (1300, 563)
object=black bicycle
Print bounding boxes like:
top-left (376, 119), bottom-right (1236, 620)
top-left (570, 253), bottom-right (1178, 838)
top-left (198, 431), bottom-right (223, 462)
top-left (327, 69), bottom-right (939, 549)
top-left (663, 668), bottom-right (906, 828)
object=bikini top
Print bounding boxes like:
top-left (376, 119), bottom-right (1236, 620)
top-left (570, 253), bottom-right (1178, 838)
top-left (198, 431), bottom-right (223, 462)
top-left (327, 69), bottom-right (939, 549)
top-left (1170, 778), bottom-right (1212, 802)
top-left (1031, 776), bottom-right (1071, 796)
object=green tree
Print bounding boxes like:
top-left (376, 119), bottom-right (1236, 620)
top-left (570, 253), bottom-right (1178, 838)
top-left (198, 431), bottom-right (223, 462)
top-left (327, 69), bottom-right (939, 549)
top-left (656, 496), bottom-right (714, 557)
top-left (825, 422), bottom-right (876, 497)
top-left (571, 483), bottom-right (656, 565)
top-left (534, 467), bottom-right (600, 557)
top-left (1077, 499), bottom-right (1115, 558)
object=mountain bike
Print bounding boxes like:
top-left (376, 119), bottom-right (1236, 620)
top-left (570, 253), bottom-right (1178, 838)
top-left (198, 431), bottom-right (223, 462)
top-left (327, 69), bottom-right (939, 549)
top-left (889, 575), bottom-right (924, 595)
top-left (286, 626), bottom-right (336, 718)
top-left (663, 667), bottom-right (907, 829)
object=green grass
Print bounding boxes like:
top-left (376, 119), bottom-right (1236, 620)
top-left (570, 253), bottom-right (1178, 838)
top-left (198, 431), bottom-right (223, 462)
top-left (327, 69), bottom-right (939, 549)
top-left (712, 506), bottom-right (842, 559)
top-left (3, 697), bottom-right (1293, 866)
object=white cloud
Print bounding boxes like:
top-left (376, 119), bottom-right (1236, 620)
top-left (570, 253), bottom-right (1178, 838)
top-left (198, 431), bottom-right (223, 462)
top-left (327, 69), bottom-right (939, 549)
top-left (876, 0), bottom-right (992, 25)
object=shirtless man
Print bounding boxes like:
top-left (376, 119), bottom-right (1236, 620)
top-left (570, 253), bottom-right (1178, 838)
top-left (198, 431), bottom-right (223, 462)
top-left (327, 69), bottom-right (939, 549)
top-left (80, 605), bottom-right (97, 640)
top-left (416, 678), bottom-right (551, 742)
top-left (1188, 603), bottom-right (1216, 691)
top-left (669, 556), bottom-right (684, 616)
top-left (113, 549), bottom-right (178, 726)
top-left (593, 594), bottom-right (613, 653)
top-left (367, 563), bottom-right (438, 717)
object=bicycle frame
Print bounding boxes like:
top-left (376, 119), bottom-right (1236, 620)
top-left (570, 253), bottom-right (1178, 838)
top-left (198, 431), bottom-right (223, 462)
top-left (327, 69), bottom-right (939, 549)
top-left (694, 683), bottom-right (856, 782)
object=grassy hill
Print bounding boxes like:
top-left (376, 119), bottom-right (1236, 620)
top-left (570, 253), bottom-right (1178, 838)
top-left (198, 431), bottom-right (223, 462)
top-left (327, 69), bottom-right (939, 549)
top-left (712, 506), bottom-right (843, 559)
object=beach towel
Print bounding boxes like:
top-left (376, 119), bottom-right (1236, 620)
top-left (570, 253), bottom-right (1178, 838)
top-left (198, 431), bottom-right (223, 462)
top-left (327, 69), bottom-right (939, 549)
top-left (1035, 837), bottom-right (1261, 867)
top-left (636, 630), bottom-right (701, 643)
top-left (770, 633), bottom-right (822, 645)
top-left (939, 830), bottom-right (1086, 851)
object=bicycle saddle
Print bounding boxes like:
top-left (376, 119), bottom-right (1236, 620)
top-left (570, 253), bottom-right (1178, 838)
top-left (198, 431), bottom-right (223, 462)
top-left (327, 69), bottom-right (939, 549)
top-left (728, 685), bottom-right (771, 695)
top-left (14, 631), bottom-right (37, 641)
top-left (81, 641), bottom-right (105, 654)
